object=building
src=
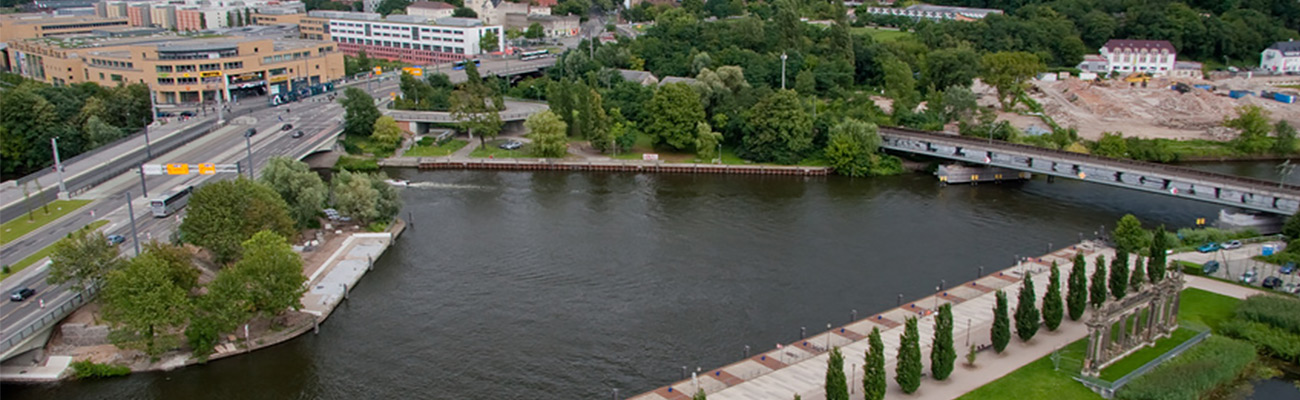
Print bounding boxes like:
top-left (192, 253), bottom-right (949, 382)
top-left (1261, 40), bottom-right (1300, 74)
top-left (465, 0), bottom-right (548, 26)
top-left (617, 69), bottom-right (657, 86)
top-left (1097, 39), bottom-right (1177, 76)
top-left (1172, 61), bottom-right (1203, 80)
top-left (99, 0), bottom-right (286, 31)
top-left (6, 31), bottom-right (344, 103)
top-left (506, 13), bottom-right (578, 38)
top-left (658, 76), bottom-right (697, 86)
top-left (1076, 54), bottom-right (1108, 73)
top-left (0, 13), bottom-right (129, 40)
top-left (407, 1), bottom-right (456, 19)
top-left (315, 10), bottom-right (503, 64)
top-left (859, 4), bottom-right (1002, 22)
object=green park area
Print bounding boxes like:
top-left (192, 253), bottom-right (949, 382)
top-left (1, 219), bottom-right (107, 282)
top-left (470, 139), bottom-right (536, 158)
top-left (1, 199), bottom-right (92, 246)
top-left (404, 138), bottom-right (468, 157)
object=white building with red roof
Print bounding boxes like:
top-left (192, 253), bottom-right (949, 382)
top-left (1097, 39), bottom-right (1178, 76)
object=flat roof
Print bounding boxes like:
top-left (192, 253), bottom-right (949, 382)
top-left (0, 13), bottom-right (127, 26)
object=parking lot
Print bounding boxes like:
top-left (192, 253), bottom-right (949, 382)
top-left (1170, 240), bottom-right (1300, 295)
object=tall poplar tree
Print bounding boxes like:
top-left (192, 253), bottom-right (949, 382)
top-left (1067, 253), bottom-right (1088, 320)
top-left (1109, 251), bottom-right (1130, 300)
top-left (825, 347), bottom-right (848, 400)
top-left (1014, 275), bottom-right (1040, 341)
top-left (992, 290), bottom-right (1010, 353)
top-left (863, 327), bottom-right (886, 400)
top-left (1089, 255), bottom-right (1108, 308)
top-left (1043, 261), bottom-right (1064, 331)
top-left (895, 316), bottom-right (922, 394)
top-left (931, 303), bottom-right (956, 380)
top-left (1130, 256), bottom-right (1146, 291)
top-left (1149, 225), bottom-right (1169, 283)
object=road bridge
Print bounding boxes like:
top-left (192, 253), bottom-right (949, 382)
top-left (879, 127), bottom-right (1300, 215)
top-left (384, 100), bottom-right (549, 135)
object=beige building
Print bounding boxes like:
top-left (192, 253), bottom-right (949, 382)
top-left (0, 13), bottom-right (130, 41)
top-left (251, 11), bottom-right (329, 41)
top-left (406, 1), bottom-right (456, 19)
top-left (506, 13), bottom-right (578, 37)
top-left (7, 33), bottom-right (344, 104)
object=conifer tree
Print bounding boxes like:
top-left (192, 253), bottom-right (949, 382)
top-left (1067, 253), bottom-right (1088, 320)
top-left (1014, 275), bottom-right (1040, 341)
top-left (1110, 251), bottom-right (1130, 300)
top-left (1043, 261), bottom-right (1064, 331)
top-left (992, 290), bottom-right (1010, 353)
top-left (1089, 255), bottom-right (1108, 308)
top-left (896, 316), bottom-right (922, 394)
top-left (1149, 225), bottom-right (1169, 283)
top-left (1130, 256), bottom-right (1146, 291)
top-left (863, 327), bottom-right (886, 400)
top-left (825, 347), bottom-right (848, 400)
top-left (930, 303), bottom-right (956, 380)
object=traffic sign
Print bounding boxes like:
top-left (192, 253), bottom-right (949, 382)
top-left (166, 163), bottom-right (190, 175)
top-left (199, 163), bottom-right (216, 175)
top-left (142, 164), bottom-right (164, 175)
top-left (143, 163), bottom-right (239, 176)
top-left (373, 66), bottom-right (382, 74)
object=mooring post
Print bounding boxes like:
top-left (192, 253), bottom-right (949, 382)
top-left (800, 326), bottom-right (806, 339)
top-left (743, 345), bottom-right (750, 358)
top-left (314, 318), bottom-right (320, 335)
top-left (343, 283), bottom-right (349, 300)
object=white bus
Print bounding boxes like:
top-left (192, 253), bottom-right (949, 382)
top-left (520, 50), bottom-right (549, 61)
top-left (151, 186), bottom-right (194, 217)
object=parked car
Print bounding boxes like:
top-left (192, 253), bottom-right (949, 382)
top-left (10, 288), bottom-right (35, 302)
top-left (1202, 260), bottom-right (1220, 275)
top-left (179, 111), bottom-right (196, 117)
top-left (106, 234), bottom-right (125, 246)
top-left (292, 130), bottom-right (305, 138)
top-left (1197, 242), bottom-right (1221, 253)
top-left (1281, 262), bottom-right (1296, 275)
top-left (1240, 269), bottom-right (1258, 284)
top-left (499, 140), bottom-right (522, 150)
top-left (1221, 240), bottom-right (1243, 250)
top-left (280, 123), bottom-right (293, 131)
top-left (1262, 276), bottom-right (1284, 289)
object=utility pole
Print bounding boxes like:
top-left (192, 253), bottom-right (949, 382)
top-left (245, 134), bottom-right (255, 178)
top-left (145, 90), bottom-right (156, 158)
top-left (780, 52), bottom-right (788, 90)
top-left (216, 77), bottom-right (225, 125)
top-left (138, 164), bottom-right (148, 198)
top-left (51, 137), bottom-right (67, 199)
top-left (125, 191), bottom-right (140, 256)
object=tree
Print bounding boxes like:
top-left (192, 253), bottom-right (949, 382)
top-left (142, 241), bottom-right (199, 292)
top-left (371, 115), bottom-right (403, 153)
top-left (1109, 251), bottom-right (1130, 300)
top-left (895, 316), bottom-right (922, 394)
top-left (333, 170), bottom-right (381, 223)
top-left (452, 7), bottom-right (476, 17)
top-left (1043, 261), bottom-right (1064, 331)
top-left (863, 326), bottom-right (886, 400)
top-left (992, 290), bottom-right (1010, 353)
top-left (1224, 105), bottom-right (1273, 154)
top-left (1130, 255), bottom-right (1146, 291)
top-left (923, 47), bottom-right (980, 91)
top-left (645, 82), bottom-right (706, 151)
top-left (1149, 225), bottom-right (1169, 283)
top-left (1068, 253), bottom-right (1088, 320)
top-left (47, 226), bottom-right (122, 292)
top-left (102, 251), bottom-right (192, 357)
top-left (692, 389), bottom-right (708, 400)
top-left (481, 30), bottom-right (500, 53)
top-left (83, 115), bottom-right (123, 150)
top-left (341, 87), bottom-right (380, 139)
top-left (1285, 214), bottom-right (1300, 240)
top-left (451, 71), bottom-right (504, 147)
top-left (824, 119), bottom-right (883, 177)
top-left (1089, 255), bottom-right (1108, 308)
top-left (260, 157), bottom-right (328, 228)
top-left (825, 346), bottom-right (848, 400)
top-left (980, 51), bottom-right (1044, 109)
top-left (179, 178), bottom-right (296, 264)
top-left (880, 57), bottom-right (918, 112)
top-left (695, 122), bottom-right (722, 161)
top-left (931, 303), bottom-right (956, 380)
top-left (1112, 214), bottom-right (1146, 254)
top-left (225, 231), bottom-right (307, 317)
top-left (1014, 274), bottom-right (1040, 341)
top-left (1274, 120), bottom-right (1297, 155)
top-left (526, 110), bottom-right (569, 158)
top-left (742, 89), bottom-right (813, 164)
top-left (580, 89), bottom-right (611, 150)
top-left (1093, 132), bottom-right (1128, 158)
top-left (525, 22), bottom-right (544, 39)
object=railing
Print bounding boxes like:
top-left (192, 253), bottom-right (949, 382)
top-left (880, 127), bottom-right (1300, 194)
top-left (1073, 329), bottom-right (1212, 398)
top-left (0, 283), bottom-right (99, 356)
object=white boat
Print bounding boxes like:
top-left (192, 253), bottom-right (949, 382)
top-left (383, 179), bottom-right (409, 187)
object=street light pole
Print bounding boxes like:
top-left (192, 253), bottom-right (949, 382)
top-left (780, 52), bottom-right (788, 90)
top-left (125, 191), bottom-right (140, 256)
top-left (146, 90), bottom-right (156, 158)
top-left (245, 135), bottom-right (254, 178)
top-left (50, 137), bottom-right (68, 199)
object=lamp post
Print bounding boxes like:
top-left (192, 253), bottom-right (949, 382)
top-left (780, 52), bottom-right (788, 90)
top-left (50, 137), bottom-right (67, 199)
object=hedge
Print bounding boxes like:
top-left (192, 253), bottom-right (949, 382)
top-left (70, 360), bottom-right (130, 379)
top-left (1220, 319), bottom-right (1300, 362)
top-left (1116, 336), bottom-right (1256, 400)
top-left (1233, 295), bottom-right (1300, 335)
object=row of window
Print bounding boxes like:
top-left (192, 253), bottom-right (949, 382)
top-left (1112, 54), bottom-right (1170, 64)
top-left (157, 77), bottom-right (200, 85)
top-left (157, 49), bottom-right (239, 61)
top-left (330, 21), bottom-right (465, 35)
top-left (336, 37), bottom-right (464, 54)
top-left (262, 51), bottom-right (314, 64)
top-left (89, 59), bottom-right (134, 69)
top-left (156, 62), bottom-right (245, 73)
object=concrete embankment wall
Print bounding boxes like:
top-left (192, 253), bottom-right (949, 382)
top-left (380, 157), bottom-right (832, 176)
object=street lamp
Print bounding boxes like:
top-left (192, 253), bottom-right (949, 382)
top-left (780, 52), bottom-right (788, 90)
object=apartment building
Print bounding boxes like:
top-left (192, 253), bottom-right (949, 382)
top-left (314, 10), bottom-right (503, 64)
top-left (1099, 39), bottom-right (1177, 76)
top-left (406, 1), bottom-right (456, 19)
top-left (0, 13), bottom-right (130, 40)
top-left (1261, 40), bottom-right (1300, 74)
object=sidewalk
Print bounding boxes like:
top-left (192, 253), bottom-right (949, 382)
top-left (0, 355), bottom-right (72, 382)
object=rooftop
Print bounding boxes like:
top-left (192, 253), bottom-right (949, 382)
top-left (905, 4), bottom-right (1003, 15)
top-left (1268, 40), bottom-right (1300, 53)
top-left (1102, 39), bottom-right (1177, 53)
top-left (527, 14), bottom-right (579, 22)
top-left (0, 13), bottom-right (126, 26)
top-left (408, 1), bottom-right (455, 10)
top-left (658, 76), bottom-right (697, 86)
top-left (434, 17), bottom-right (484, 27)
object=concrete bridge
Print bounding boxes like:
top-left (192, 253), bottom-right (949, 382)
top-left (385, 100), bottom-right (549, 134)
top-left (879, 127), bottom-right (1300, 215)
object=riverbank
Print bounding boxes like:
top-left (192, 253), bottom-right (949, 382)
top-left (0, 220), bottom-right (404, 383)
top-left (381, 157), bottom-right (832, 176)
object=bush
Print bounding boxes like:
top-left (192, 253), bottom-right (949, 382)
top-left (1116, 336), bottom-right (1256, 400)
top-left (333, 156), bottom-right (379, 172)
top-left (1219, 319), bottom-right (1300, 362)
top-left (1174, 228), bottom-right (1258, 248)
top-left (1233, 295), bottom-right (1300, 335)
top-left (366, 221), bottom-right (389, 232)
top-left (70, 360), bottom-right (131, 379)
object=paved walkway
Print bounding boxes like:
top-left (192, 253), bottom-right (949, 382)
top-left (0, 355), bottom-right (72, 382)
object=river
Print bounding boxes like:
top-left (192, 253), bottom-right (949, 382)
top-left (4, 162), bottom-right (1297, 399)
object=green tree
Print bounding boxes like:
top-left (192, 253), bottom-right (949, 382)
top-left (1274, 120), bottom-right (1297, 155)
top-left (645, 82), bottom-right (706, 151)
top-left (980, 51), bottom-right (1044, 109)
top-left (1149, 225), bottom-right (1169, 283)
top-left (525, 22), bottom-right (544, 39)
top-left (371, 115), bottom-right (403, 153)
top-left (102, 251), bottom-right (192, 357)
top-left (225, 231), bottom-right (306, 317)
top-left (1068, 253), bottom-right (1088, 320)
top-left (931, 303), bottom-right (956, 380)
top-left (1090, 255), bottom-right (1108, 308)
top-left (333, 170), bottom-right (381, 223)
top-left (695, 121), bottom-right (722, 161)
top-left (580, 89), bottom-right (611, 151)
top-left (179, 178), bottom-right (296, 264)
top-left (83, 115), bottom-right (123, 149)
top-left (1112, 214), bottom-right (1147, 254)
top-left (141, 241), bottom-right (199, 293)
top-left (1284, 214), bottom-right (1300, 240)
top-left (47, 226), bottom-right (122, 292)
top-left (259, 157), bottom-right (328, 228)
top-left (863, 326), bottom-right (886, 400)
top-left (794, 69), bottom-right (816, 95)
top-left (526, 110), bottom-right (569, 158)
top-left (742, 89), bottom-right (813, 164)
top-left (451, 74), bottom-right (504, 147)
top-left (1043, 262), bottom-right (1064, 331)
top-left (1015, 274), bottom-right (1040, 341)
top-left (341, 87), bottom-right (380, 139)
top-left (992, 290), bottom-right (1010, 353)
top-left (1093, 131), bottom-right (1128, 158)
top-left (1224, 105), bottom-right (1273, 154)
top-left (481, 30), bottom-right (500, 53)
top-left (825, 346), bottom-right (848, 400)
top-left (824, 119), bottom-right (883, 177)
top-left (1130, 256), bottom-right (1146, 291)
top-left (1110, 251), bottom-right (1130, 300)
top-left (881, 56), bottom-right (918, 112)
top-left (452, 7), bottom-right (476, 17)
top-left (923, 47), bottom-right (980, 91)
top-left (895, 316), bottom-right (922, 394)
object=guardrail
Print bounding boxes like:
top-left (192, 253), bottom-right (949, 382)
top-left (0, 283), bottom-right (98, 357)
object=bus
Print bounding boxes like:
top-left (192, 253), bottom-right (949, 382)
top-left (452, 59), bottom-right (481, 70)
top-left (519, 50), bottom-right (549, 61)
top-left (151, 185), bottom-right (194, 217)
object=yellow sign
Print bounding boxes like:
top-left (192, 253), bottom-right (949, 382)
top-left (166, 163), bottom-right (190, 175)
top-left (181, 73), bottom-right (191, 78)
top-left (198, 163), bottom-right (215, 175)
top-left (200, 71), bottom-right (223, 78)
top-left (402, 67), bottom-right (422, 76)
top-left (373, 66), bottom-right (382, 74)
top-left (269, 76), bottom-right (288, 83)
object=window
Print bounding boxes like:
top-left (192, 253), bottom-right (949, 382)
top-left (110, 74), bottom-right (122, 82)
top-left (177, 77), bottom-right (197, 84)
top-left (158, 77), bottom-right (175, 85)
top-left (176, 65), bottom-right (196, 72)
top-left (224, 61), bottom-right (243, 69)
top-left (269, 68), bottom-right (287, 76)
top-left (200, 63), bottom-right (220, 71)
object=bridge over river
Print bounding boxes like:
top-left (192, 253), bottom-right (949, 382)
top-left (879, 127), bottom-right (1300, 215)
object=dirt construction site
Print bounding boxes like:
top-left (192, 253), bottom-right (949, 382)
top-left (982, 75), bottom-right (1300, 141)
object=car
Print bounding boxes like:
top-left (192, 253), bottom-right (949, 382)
top-left (499, 140), bottom-right (522, 150)
top-left (280, 123), bottom-right (293, 131)
top-left (245, 128), bottom-right (257, 138)
top-left (1221, 240), bottom-right (1243, 250)
top-left (10, 288), bottom-right (35, 302)
top-left (1262, 276), bottom-right (1284, 289)
top-left (1197, 242), bottom-right (1221, 253)
top-left (179, 111), bottom-right (196, 117)
top-left (1281, 262), bottom-right (1296, 275)
top-left (292, 130), bottom-right (305, 138)
top-left (1202, 260), bottom-right (1220, 275)
top-left (1240, 269), bottom-right (1258, 284)
top-left (106, 234), bottom-right (126, 246)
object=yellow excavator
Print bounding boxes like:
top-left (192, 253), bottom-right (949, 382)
top-left (1124, 72), bottom-right (1152, 87)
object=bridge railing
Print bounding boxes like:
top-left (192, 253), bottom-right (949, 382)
top-left (881, 127), bottom-right (1300, 194)
top-left (0, 283), bottom-right (98, 356)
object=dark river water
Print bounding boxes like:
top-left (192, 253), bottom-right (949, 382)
top-left (4, 162), bottom-right (1297, 400)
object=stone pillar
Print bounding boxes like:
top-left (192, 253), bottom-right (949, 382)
top-left (1117, 314), bottom-right (1128, 349)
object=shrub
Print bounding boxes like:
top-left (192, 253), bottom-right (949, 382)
top-left (1174, 227), bottom-right (1258, 248)
top-left (333, 156), bottom-right (379, 172)
top-left (1116, 336), bottom-right (1256, 400)
top-left (1219, 319), bottom-right (1300, 362)
top-left (1234, 295), bottom-right (1300, 335)
top-left (70, 360), bottom-right (131, 379)
top-left (366, 221), bottom-right (389, 232)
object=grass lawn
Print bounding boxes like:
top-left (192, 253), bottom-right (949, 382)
top-left (1163, 139), bottom-right (1241, 159)
top-left (1, 199), bottom-right (92, 246)
top-left (1, 220), bottom-right (107, 282)
top-left (1098, 327), bottom-right (1198, 381)
top-left (404, 139), bottom-right (468, 157)
top-left (959, 339), bottom-right (1100, 400)
top-left (469, 139), bottom-right (536, 158)
top-left (1177, 287), bottom-right (1241, 332)
top-left (850, 26), bottom-right (915, 42)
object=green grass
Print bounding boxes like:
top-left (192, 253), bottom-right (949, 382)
top-left (469, 139), bottom-right (536, 158)
top-left (1162, 139), bottom-right (1241, 159)
top-left (1, 199), bottom-right (92, 245)
top-left (850, 26), bottom-right (915, 42)
top-left (959, 339), bottom-right (1100, 400)
top-left (1098, 327), bottom-right (1199, 381)
top-left (1178, 288), bottom-right (1242, 332)
top-left (404, 139), bottom-right (468, 157)
top-left (1, 220), bottom-right (107, 282)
